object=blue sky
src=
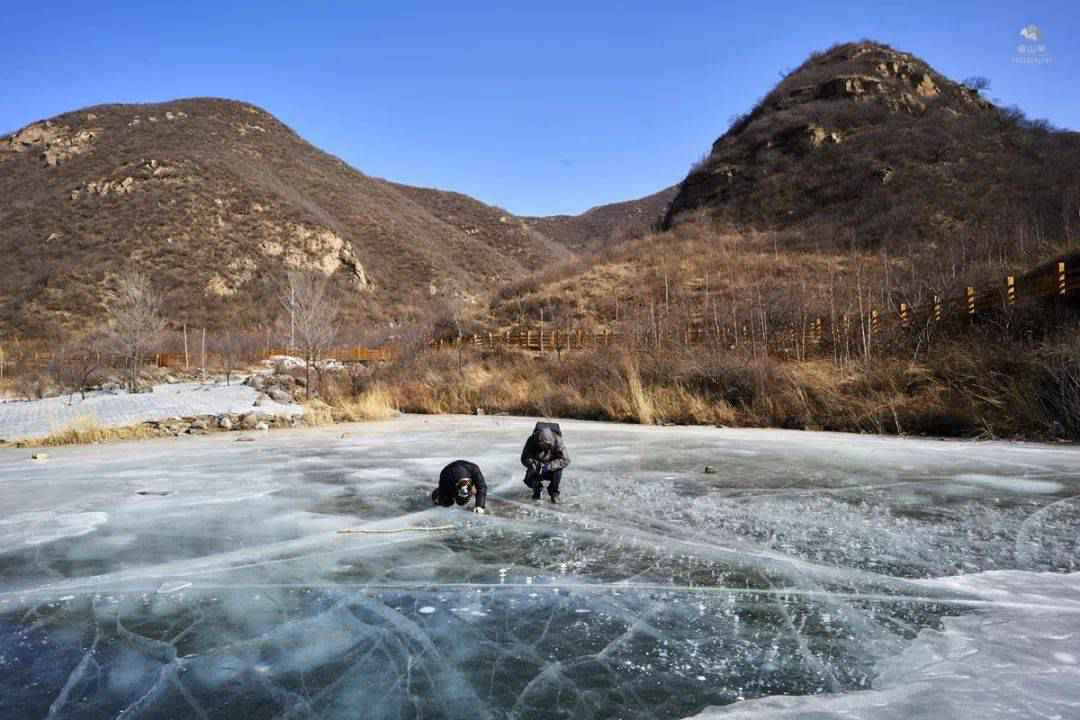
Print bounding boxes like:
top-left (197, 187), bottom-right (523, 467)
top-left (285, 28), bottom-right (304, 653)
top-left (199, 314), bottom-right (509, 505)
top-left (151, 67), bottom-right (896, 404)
top-left (4, 1), bottom-right (1077, 215)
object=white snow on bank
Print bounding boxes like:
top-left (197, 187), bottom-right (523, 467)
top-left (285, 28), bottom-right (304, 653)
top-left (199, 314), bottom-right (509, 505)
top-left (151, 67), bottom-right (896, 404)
top-left (694, 570), bottom-right (1080, 720)
top-left (0, 381), bottom-right (302, 441)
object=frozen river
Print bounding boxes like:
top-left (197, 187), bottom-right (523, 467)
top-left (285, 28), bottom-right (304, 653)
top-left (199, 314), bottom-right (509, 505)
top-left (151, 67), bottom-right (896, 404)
top-left (1, 416), bottom-right (1078, 719)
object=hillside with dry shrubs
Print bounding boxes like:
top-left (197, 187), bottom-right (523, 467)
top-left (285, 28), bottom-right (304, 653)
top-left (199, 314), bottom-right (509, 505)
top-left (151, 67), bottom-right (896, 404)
top-left (0, 98), bottom-right (665, 340)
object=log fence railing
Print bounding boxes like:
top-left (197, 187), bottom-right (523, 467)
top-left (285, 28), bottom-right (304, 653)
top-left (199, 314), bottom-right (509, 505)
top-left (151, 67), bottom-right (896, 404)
top-left (432, 255), bottom-right (1079, 357)
top-left (1, 257), bottom-right (1076, 373)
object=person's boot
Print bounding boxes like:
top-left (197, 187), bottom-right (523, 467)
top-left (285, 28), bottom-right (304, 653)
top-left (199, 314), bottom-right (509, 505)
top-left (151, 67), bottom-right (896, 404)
top-left (548, 492), bottom-right (560, 504)
top-left (532, 483), bottom-right (542, 500)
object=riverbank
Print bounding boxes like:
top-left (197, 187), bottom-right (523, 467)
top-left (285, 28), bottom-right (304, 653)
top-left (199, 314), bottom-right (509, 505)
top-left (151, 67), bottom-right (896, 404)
top-left (368, 332), bottom-right (1080, 442)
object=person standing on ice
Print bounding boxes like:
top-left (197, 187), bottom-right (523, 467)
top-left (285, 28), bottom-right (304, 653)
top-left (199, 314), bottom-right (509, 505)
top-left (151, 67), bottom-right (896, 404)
top-left (431, 460), bottom-right (487, 514)
top-left (521, 422), bottom-right (570, 503)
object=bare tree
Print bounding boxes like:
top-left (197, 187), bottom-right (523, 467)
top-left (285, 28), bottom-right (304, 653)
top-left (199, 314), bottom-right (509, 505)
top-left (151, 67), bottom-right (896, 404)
top-left (49, 331), bottom-right (107, 401)
top-left (107, 273), bottom-right (167, 392)
top-left (280, 271), bottom-right (339, 399)
top-left (209, 328), bottom-right (245, 386)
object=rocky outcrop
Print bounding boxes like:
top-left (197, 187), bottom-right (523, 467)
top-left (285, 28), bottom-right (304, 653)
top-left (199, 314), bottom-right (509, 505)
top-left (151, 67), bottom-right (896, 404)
top-left (70, 176), bottom-right (136, 199)
top-left (209, 223), bottom-right (371, 297)
top-left (817, 75), bottom-right (884, 101)
top-left (5, 121), bottom-right (99, 166)
top-left (777, 124), bottom-right (842, 153)
top-left (69, 159), bottom-right (183, 201)
top-left (339, 245), bottom-right (370, 287)
top-left (128, 110), bottom-right (188, 127)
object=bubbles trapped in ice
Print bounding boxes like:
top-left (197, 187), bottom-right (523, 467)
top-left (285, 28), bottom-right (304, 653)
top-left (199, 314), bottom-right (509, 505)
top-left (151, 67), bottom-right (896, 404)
top-left (1, 418), bottom-right (1078, 718)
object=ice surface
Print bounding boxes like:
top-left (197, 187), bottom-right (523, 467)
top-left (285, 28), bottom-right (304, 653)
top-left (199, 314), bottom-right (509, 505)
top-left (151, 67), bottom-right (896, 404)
top-left (0, 417), bottom-right (1078, 719)
top-left (693, 571), bottom-right (1080, 719)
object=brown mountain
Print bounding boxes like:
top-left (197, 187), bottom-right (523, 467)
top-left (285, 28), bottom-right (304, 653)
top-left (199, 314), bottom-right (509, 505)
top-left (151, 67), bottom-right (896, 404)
top-left (0, 98), bottom-right (666, 339)
top-left (663, 41), bottom-right (1080, 253)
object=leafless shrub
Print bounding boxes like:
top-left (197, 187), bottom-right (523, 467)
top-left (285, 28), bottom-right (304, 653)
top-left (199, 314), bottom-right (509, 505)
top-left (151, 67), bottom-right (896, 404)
top-left (49, 331), bottom-right (107, 400)
top-left (209, 328), bottom-right (250, 385)
top-left (105, 273), bottom-right (167, 392)
top-left (280, 271), bottom-right (339, 399)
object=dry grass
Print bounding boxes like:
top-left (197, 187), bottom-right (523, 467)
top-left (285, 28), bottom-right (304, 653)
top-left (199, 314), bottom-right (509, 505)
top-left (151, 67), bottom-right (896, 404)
top-left (621, 358), bottom-right (654, 425)
top-left (332, 384), bottom-right (399, 422)
top-left (29, 415), bottom-right (157, 447)
top-left (371, 323), bottom-right (1080, 440)
top-left (301, 399), bottom-right (335, 427)
top-left (384, 348), bottom-right (749, 426)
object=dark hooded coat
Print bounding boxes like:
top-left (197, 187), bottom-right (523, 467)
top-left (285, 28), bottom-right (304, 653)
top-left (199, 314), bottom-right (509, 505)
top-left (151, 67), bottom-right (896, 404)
top-left (432, 460), bottom-right (487, 509)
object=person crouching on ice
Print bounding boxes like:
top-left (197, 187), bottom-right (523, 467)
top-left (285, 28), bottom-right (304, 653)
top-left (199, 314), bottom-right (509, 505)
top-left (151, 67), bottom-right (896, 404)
top-left (432, 460), bottom-right (487, 514)
top-left (521, 424), bottom-right (570, 503)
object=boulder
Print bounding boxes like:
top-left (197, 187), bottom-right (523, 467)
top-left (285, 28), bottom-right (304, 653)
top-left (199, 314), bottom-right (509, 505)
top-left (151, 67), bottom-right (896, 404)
top-left (255, 421), bottom-right (270, 432)
top-left (240, 413), bottom-right (259, 430)
top-left (217, 415), bottom-right (233, 431)
top-left (268, 388), bottom-right (293, 404)
top-left (253, 393), bottom-right (270, 407)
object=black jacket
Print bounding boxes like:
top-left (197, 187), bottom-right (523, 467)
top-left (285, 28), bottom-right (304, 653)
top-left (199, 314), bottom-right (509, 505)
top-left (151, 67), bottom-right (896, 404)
top-left (520, 428), bottom-right (570, 472)
top-left (434, 460), bottom-right (487, 509)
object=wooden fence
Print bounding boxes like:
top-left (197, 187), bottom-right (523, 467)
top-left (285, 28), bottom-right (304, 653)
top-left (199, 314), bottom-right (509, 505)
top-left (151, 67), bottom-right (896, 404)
top-left (435, 328), bottom-right (621, 353)
top-left (435, 255), bottom-right (1080, 357)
